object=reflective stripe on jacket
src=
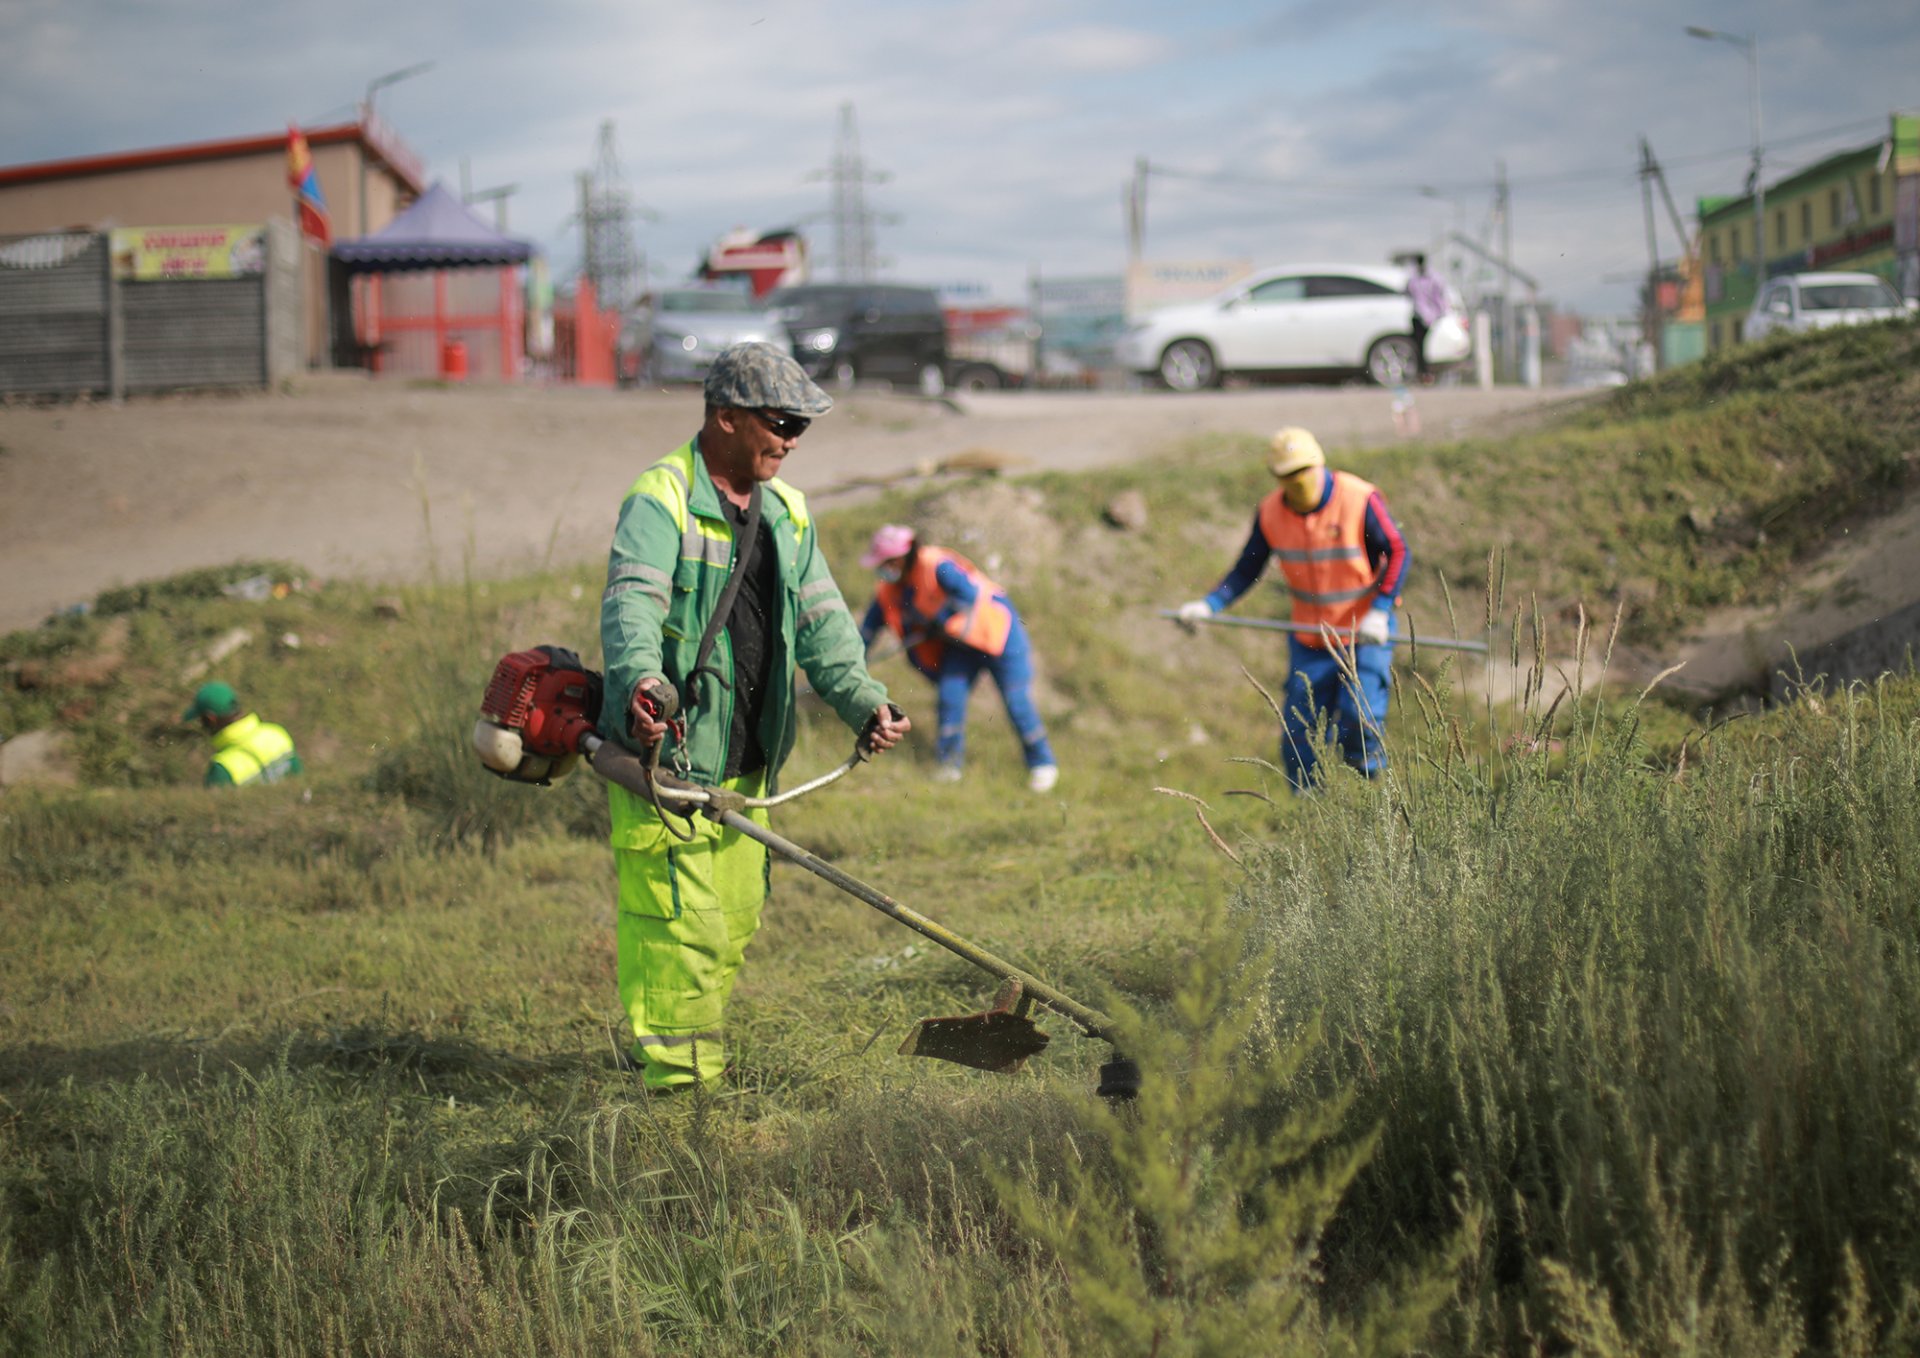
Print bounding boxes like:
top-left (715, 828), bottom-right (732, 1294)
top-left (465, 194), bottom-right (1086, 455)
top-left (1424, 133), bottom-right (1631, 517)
top-left (1258, 469), bottom-right (1383, 646)
top-left (598, 438), bottom-right (887, 849)
top-left (874, 546), bottom-right (1014, 667)
top-left (207, 713), bottom-right (299, 787)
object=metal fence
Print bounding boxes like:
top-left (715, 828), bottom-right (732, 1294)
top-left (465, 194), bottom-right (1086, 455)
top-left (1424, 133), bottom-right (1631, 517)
top-left (0, 219), bottom-right (300, 398)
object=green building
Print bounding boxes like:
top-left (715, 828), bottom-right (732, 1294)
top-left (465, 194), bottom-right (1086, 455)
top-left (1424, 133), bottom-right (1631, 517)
top-left (1698, 112), bottom-right (1919, 353)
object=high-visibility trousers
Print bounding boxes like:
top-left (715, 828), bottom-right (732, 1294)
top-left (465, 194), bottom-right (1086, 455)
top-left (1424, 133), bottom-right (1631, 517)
top-left (613, 772), bottom-right (771, 1090)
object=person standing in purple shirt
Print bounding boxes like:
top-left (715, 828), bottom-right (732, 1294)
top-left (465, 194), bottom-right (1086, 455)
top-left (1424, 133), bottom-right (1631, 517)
top-left (1406, 255), bottom-right (1451, 385)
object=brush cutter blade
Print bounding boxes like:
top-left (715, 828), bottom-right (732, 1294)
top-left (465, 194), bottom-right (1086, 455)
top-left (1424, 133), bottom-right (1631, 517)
top-left (898, 1008), bottom-right (1050, 1072)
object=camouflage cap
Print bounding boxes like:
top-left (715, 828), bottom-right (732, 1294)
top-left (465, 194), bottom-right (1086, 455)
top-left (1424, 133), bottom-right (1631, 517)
top-left (703, 341), bottom-right (834, 416)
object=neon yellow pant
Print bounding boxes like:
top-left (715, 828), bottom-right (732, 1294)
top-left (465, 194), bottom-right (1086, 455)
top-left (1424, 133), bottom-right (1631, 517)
top-left (613, 776), bottom-right (771, 1091)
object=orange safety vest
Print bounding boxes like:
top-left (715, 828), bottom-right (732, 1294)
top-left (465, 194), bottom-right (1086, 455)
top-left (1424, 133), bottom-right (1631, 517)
top-left (874, 546), bottom-right (1014, 668)
top-left (1257, 470), bottom-right (1383, 648)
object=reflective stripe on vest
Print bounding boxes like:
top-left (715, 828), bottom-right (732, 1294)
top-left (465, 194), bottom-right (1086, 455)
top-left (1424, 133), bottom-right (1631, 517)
top-left (619, 440), bottom-right (812, 575)
top-left (210, 713), bottom-right (297, 786)
top-left (1258, 470), bottom-right (1381, 646)
top-left (874, 546), bottom-right (1013, 662)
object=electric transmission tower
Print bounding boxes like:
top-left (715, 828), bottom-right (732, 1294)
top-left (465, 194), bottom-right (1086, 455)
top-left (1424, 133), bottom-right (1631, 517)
top-left (575, 120), bottom-right (650, 310)
top-left (808, 103), bottom-right (895, 281)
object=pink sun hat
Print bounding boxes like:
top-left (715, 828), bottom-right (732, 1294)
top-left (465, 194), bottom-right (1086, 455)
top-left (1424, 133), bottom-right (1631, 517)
top-left (859, 524), bottom-right (916, 570)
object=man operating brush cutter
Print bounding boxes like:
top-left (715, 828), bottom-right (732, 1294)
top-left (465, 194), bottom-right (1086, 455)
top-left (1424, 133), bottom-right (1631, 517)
top-left (472, 646), bottom-right (1140, 1099)
top-left (597, 341), bottom-right (910, 1093)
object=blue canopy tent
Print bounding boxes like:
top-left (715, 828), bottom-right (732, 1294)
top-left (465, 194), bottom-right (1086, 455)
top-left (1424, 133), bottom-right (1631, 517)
top-left (334, 183), bottom-right (534, 377)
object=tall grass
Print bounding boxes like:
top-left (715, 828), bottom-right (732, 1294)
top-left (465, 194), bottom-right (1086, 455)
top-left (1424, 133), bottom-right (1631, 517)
top-left (1231, 640), bottom-right (1920, 1350)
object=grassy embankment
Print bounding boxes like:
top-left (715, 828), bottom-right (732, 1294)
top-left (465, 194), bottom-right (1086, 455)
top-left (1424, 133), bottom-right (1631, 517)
top-left (4, 318), bottom-right (1919, 1354)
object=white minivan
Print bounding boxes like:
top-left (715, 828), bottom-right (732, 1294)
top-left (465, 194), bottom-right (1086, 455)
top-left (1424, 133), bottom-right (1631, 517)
top-left (1116, 263), bottom-right (1471, 390)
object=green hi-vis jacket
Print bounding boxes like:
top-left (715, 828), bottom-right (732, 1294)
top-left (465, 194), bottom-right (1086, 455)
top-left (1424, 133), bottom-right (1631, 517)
top-left (598, 438), bottom-right (888, 848)
top-left (205, 712), bottom-right (302, 787)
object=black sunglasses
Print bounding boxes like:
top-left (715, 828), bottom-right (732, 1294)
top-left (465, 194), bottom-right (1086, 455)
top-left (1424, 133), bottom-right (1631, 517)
top-left (750, 409), bottom-right (811, 440)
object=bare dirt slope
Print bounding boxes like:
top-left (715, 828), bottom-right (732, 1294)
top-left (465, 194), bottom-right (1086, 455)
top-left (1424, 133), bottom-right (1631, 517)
top-left (1667, 479), bottom-right (1920, 696)
top-left (0, 377), bottom-right (1557, 634)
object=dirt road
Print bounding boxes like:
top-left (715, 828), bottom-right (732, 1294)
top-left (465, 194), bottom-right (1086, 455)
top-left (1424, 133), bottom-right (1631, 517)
top-left (0, 377), bottom-right (1562, 635)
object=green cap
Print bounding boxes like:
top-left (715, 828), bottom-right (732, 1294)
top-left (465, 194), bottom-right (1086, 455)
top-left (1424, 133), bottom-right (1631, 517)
top-left (183, 680), bottom-right (241, 722)
top-left (702, 341), bottom-right (833, 416)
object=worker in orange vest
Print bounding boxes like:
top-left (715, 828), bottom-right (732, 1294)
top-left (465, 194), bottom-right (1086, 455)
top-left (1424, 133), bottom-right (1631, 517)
top-left (1177, 427), bottom-right (1409, 791)
top-left (858, 525), bottom-right (1059, 792)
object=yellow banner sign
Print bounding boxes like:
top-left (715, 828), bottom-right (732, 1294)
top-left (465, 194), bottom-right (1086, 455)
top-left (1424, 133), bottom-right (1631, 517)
top-left (111, 225), bottom-right (265, 280)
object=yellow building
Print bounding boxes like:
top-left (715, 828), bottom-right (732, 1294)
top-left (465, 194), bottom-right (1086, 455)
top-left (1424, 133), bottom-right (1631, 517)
top-left (1698, 112), bottom-right (1919, 352)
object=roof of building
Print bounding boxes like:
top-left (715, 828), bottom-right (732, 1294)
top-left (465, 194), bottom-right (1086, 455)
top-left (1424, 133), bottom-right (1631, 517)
top-left (1697, 135), bottom-right (1885, 226)
top-left (332, 182), bottom-right (533, 271)
top-left (0, 122), bottom-right (426, 195)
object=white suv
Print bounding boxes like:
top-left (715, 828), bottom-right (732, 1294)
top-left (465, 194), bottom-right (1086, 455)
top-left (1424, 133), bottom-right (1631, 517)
top-left (1116, 263), bottom-right (1470, 390)
top-left (1746, 272), bottom-right (1912, 341)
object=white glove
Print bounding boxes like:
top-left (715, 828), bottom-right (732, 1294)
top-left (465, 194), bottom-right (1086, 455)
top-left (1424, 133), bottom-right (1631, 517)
top-left (1355, 607), bottom-right (1392, 646)
top-left (1177, 599), bottom-right (1214, 622)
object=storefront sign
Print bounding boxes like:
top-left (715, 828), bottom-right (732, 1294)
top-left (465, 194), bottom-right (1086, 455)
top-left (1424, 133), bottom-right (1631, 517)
top-left (111, 225), bottom-right (265, 280)
top-left (1125, 258), bottom-right (1253, 316)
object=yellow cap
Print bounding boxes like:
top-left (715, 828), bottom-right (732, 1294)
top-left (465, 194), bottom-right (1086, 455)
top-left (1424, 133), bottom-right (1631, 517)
top-left (1266, 427), bottom-right (1326, 479)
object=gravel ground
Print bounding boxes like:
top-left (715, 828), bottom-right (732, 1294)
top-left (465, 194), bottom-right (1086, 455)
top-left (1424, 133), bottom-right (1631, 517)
top-left (0, 375), bottom-right (1566, 634)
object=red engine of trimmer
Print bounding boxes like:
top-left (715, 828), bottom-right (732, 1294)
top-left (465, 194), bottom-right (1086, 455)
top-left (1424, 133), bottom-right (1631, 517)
top-left (471, 645), bottom-right (604, 784)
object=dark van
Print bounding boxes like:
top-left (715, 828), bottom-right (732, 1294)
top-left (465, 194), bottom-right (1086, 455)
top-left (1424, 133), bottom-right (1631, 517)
top-left (766, 283), bottom-right (948, 393)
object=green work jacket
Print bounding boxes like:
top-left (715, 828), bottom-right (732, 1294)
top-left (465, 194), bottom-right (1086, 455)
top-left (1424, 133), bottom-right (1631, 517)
top-left (599, 438), bottom-right (887, 848)
top-left (206, 712), bottom-right (301, 787)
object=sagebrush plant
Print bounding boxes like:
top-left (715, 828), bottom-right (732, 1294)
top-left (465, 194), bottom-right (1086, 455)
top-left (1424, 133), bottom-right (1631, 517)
top-left (1228, 614), bottom-right (1920, 1350)
top-left (996, 904), bottom-right (1467, 1357)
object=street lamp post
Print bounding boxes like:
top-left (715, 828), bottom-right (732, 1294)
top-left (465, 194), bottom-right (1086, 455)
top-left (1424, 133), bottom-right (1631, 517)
top-left (358, 61), bottom-right (435, 235)
top-left (1686, 27), bottom-right (1764, 320)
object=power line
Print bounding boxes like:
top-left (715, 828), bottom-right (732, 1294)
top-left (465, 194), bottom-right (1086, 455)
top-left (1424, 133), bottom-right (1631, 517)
top-left (1144, 113), bottom-right (1890, 201)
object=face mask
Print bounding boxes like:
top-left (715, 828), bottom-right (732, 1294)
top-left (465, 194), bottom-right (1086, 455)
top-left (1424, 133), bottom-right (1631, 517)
top-left (876, 564), bottom-right (903, 584)
top-left (1282, 470), bottom-right (1321, 511)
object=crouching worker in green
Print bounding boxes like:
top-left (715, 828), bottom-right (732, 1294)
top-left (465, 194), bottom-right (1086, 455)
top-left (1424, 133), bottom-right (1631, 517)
top-left (184, 680), bottom-right (302, 787)
top-left (600, 341), bottom-right (912, 1092)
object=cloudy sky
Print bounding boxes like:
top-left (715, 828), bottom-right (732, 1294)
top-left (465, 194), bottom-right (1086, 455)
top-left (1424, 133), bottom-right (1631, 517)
top-left (4, 0), bottom-right (1916, 311)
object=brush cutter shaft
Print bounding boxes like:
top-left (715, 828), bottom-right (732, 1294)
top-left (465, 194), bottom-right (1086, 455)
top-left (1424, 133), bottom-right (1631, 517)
top-left (1159, 609), bottom-right (1490, 654)
top-left (582, 733), bottom-right (1115, 1043)
top-left (713, 811), bottom-right (1116, 1043)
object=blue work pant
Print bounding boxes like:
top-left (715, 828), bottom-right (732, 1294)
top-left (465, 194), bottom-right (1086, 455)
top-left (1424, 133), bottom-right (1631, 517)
top-left (1280, 629), bottom-right (1393, 791)
top-left (909, 610), bottom-right (1055, 770)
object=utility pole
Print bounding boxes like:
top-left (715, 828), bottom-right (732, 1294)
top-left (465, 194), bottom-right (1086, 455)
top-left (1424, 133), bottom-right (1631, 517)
top-left (1495, 159), bottom-right (1513, 380)
top-left (1126, 156), bottom-right (1147, 261)
top-left (1638, 138), bottom-right (1664, 370)
top-left (1685, 27), bottom-right (1764, 324)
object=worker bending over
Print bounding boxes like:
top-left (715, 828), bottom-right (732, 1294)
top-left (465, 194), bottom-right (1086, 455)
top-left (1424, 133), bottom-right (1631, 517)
top-left (1178, 427), bottom-right (1409, 790)
top-left (183, 680), bottom-right (302, 787)
top-left (858, 525), bottom-right (1058, 793)
top-left (601, 342), bottom-right (910, 1092)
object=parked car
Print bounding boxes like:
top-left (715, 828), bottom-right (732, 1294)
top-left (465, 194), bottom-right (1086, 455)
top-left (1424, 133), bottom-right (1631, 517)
top-left (1115, 264), bottom-right (1471, 390)
top-left (766, 283), bottom-right (948, 393)
top-left (1745, 272), bottom-right (1913, 341)
top-left (619, 285), bottom-right (790, 386)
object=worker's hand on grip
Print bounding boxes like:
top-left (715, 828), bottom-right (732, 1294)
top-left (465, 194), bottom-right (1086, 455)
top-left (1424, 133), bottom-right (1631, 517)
top-left (1356, 607), bottom-right (1392, 647)
top-left (1176, 599), bottom-right (1213, 633)
top-left (628, 677), bottom-right (674, 746)
top-left (861, 702), bottom-right (911, 755)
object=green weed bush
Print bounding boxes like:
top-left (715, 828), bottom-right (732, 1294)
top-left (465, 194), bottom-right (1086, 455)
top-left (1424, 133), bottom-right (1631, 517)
top-left (1235, 669), bottom-right (1920, 1351)
top-left (997, 907), bottom-right (1466, 1357)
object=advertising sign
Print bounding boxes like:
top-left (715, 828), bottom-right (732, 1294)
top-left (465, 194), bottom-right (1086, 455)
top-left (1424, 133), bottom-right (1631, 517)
top-left (1125, 258), bottom-right (1253, 317)
top-left (111, 225), bottom-right (265, 281)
